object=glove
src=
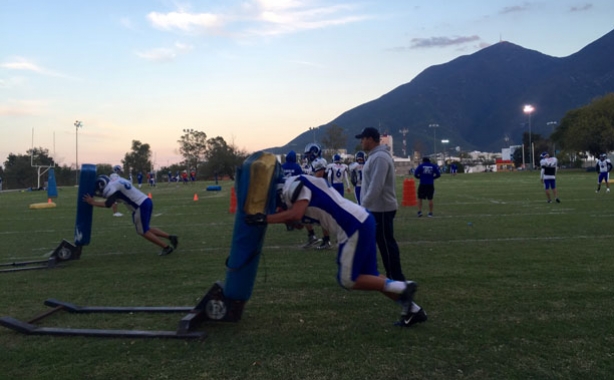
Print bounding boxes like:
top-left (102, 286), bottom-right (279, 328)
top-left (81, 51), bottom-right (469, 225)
top-left (245, 213), bottom-right (267, 226)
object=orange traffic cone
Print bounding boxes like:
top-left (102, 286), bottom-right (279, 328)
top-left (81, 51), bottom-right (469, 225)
top-left (148, 192), bottom-right (152, 199)
top-left (229, 187), bottom-right (237, 214)
top-left (47, 198), bottom-right (52, 204)
top-left (402, 178), bottom-right (417, 207)
top-left (193, 193), bottom-right (199, 201)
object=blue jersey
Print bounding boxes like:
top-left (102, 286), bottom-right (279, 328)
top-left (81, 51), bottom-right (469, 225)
top-left (414, 162), bottom-right (441, 185)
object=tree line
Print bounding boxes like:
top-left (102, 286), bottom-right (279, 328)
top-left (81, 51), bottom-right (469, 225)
top-left (0, 131), bottom-right (249, 190)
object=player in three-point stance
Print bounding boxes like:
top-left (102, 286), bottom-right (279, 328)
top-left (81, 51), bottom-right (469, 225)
top-left (83, 175), bottom-right (179, 256)
top-left (539, 152), bottom-right (560, 203)
top-left (595, 153), bottom-right (612, 193)
top-left (245, 173), bottom-right (427, 327)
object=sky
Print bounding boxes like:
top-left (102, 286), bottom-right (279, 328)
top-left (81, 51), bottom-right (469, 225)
top-left (1, 0), bottom-right (613, 169)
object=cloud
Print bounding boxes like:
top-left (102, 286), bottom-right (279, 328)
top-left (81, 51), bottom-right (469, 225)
top-left (147, 10), bottom-right (223, 33)
top-left (570, 3), bottom-right (593, 12)
top-left (1, 57), bottom-right (73, 78)
top-left (146, 0), bottom-right (367, 37)
top-left (499, 3), bottom-right (532, 14)
top-left (135, 41), bottom-right (194, 62)
top-left (135, 48), bottom-right (177, 62)
top-left (0, 99), bottom-right (48, 116)
top-left (409, 35), bottom-right (481, 49)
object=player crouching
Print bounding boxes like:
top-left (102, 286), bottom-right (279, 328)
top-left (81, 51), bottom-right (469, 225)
top-left (245, 173), bottom-right (427, 327)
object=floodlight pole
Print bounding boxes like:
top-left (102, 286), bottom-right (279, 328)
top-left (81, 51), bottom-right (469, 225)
top-left (523, 105), bottom-right (534, 169)
top-left (75, 120), bottom-right (82, 185)
top-left (547, 121), bottom-right (558, 155)
top-left (429, 124), bottom-right (439, 160)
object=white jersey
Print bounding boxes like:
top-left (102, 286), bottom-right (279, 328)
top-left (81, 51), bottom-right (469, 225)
top-left (302, 161), bottom-right (312, 175)
top-left (285, 175), bottom-right (369, 244)
top-left (540, 157), bottom-right (558, 180)
top-left (102, 177), bottom-right (148, 212)
top-left (327, 162), bottom-right (351, 188)
top-left (597, 158), bottom-right (612, 173)
top-left (349, 162), bottom-right (364, 187)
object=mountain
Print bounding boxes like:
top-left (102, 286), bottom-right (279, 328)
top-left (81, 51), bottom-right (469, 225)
top-left (266, 29), bottom-right (614, 157)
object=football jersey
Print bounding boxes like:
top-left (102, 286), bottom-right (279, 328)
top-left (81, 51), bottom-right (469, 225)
top-left (102, 177), bottom-right (148, 212)
top-left (328, 162), bottom-right (350, 187)
top-left (540, 157), bottom-right (558, 180)
top-left (597, 158), bottom-right (612, 173)
top-left (285, 175), bottom-right (369, 243)
top-left (349, 162), bottom-right (364, 187)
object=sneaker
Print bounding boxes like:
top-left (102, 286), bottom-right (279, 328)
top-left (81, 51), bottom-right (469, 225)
top-left (427, 212), bottom-right (433, 218)
top-left (607, 189), bottom-right (611, 193)
top-left (301, 235), bottom-right (321, 249)
top-left (315, 240), bottom-right (332, 250)
top-left (398, 308), bottom-right (428, 327)
top-left (417, 211), bottom-right (422, 217)
top-left (398, 281), bottom-right (417, 316)
top-left (169, 235), bottom-right (179, 249)
top-left (113, 212), bottom-right (123, 217)
top-left (547, 200), bottom-right (552, 203)
top-left (555, 198), bottom-right (561, 203)
top-left (159, 245), bottom-right (174, 256)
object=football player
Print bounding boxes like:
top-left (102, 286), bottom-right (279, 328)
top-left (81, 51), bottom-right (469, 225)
top-left (349, 151), bottom-right (366, 204)
top-left (595, 153), bottom-right (612, 193)
top-left (539, 152), bottom-right (560, 203)
top-left (245, 171), bottom-right (426, 328)
top-left (327, 154), bottom-right (351, 197)
top-left (83, 175), bottom-right (179, 256)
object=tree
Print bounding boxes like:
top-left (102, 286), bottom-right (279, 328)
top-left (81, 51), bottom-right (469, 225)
top-left (2, 147), bottom-right (55, 189)
top-left (178, 129), bottom-right (208, 172)
top-left (553, 93), bottom-right (614, 158)
top-left (320, 124), bottom-right (347, 159)
top-left (122, 140), bottom-right (152, 177)
top-left (201, 136), bottom-right (249, 180)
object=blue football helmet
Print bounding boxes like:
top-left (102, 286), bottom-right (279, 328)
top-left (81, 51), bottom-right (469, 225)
top-left (311, 157), bottom-right (328, 173)
top-left (600, 153), bottom-right (607, 160)
top-left (304, 143), bottom-right (322, 162)
top-left (113, 165), bottom-right (123, 174)
top-left (94, 175), bottom-right (110, 197)
top-left (333, 154), bottom-right (341, 163)
top-left (355, 151), bottom-right (366, 164)
top-left (540, 152), bottom-right (549, 159)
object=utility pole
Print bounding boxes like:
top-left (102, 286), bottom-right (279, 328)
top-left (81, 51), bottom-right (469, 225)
top-left (399, 128), bottom-right (409, 158)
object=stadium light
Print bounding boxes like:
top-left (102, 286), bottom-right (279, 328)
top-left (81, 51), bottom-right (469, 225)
top-left (441, 139), bottom-right (449, 163)
top-left (429, 124), bottom-right (439, 158)
top-left (74, 120), bottom-right (82, 185)
top-left (523, 105), bottom-right (535, 168)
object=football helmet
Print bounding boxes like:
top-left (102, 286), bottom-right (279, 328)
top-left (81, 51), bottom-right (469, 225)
top-left (333, 154), bottom-right (341, 163)
top-left (94, 175), bottom-right (110, 197)
top-left (600, 153), bottom-right (607, 160)
top-left (304, 143), bottom-right (322, 162)
top-left (113, 165), bottom-right (123, 174)
top-left (355, 151), bottom-right (366, 164)
top-left (540, 152), bottom-right (549, 159)
top-left (311, 157), bottom-right (328, 173)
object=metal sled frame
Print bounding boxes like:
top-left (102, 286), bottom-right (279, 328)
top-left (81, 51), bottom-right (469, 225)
top-left (0, 240), bottom-right (82, 273)
top-left (0, 282), bottom-right (245, 339)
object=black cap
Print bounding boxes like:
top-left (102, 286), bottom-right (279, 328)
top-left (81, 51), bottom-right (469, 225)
top-left (355, 127), bottom-right (380, 141)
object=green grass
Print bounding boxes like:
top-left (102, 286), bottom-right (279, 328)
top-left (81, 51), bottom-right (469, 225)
top-left (1, 171), bottom-right (613, 380)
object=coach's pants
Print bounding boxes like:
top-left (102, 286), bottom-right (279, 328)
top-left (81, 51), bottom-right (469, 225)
top-left (372, 210), bottom-right (406, 281)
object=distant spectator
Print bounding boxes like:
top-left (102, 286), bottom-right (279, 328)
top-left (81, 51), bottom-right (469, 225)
top-left (414, 157), bottom-right (441, 217)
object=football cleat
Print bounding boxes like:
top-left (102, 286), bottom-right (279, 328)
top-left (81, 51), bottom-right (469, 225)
top-left (169, 235), bottom-right (179, 249)
top-left (315, 240), bottom-right (332, 250)
top-left (159, 245), bottom-right (174, 256)
top-left (302, 235), bottom-right (321, 249)
top-left (397, 308), bottom-right (428, 327)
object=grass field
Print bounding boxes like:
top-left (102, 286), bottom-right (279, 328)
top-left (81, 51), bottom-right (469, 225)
top-left (1, 170), bottom-right (613, 380)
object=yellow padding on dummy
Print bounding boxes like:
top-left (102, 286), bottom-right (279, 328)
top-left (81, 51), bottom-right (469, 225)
top-left (29, 202), bottom-right (57, 209)
top-left (244, 153), bottom-right (277, 215)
